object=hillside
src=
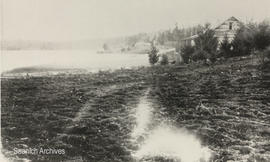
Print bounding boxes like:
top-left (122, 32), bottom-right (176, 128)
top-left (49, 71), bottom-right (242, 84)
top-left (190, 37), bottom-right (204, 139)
top-left (1, 56), bottom-right (270, 161)
top-left (149, 56), bottom-right (270, 161)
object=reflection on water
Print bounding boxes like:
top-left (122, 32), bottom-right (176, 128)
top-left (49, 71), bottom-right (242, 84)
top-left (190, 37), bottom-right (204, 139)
top-left (131, 91), bottom-right (212, 162)
top-left (1, 50), bottom-right (149, 73)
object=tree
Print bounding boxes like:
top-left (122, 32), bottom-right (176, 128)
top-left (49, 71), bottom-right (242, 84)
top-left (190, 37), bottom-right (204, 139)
top-left (160, 55), bottom-right (169, 65)
top-left (126, 35), bottom-right (140, 47)
top-left (157, 33), bottom-right (166, 45)
top-left (172, 23), bottom-right (181, 42)
top-left (253, 21), bottom-right (270, 51)
top-left (194, 23), bottom-right (218, 62)
top-left (219, 34), bottom-right (233, 58)
top-left (103, 43), bottom-right (109, 51)
top-left (231, 24), bottom-right (254, 56)
top-left (148, 42), bottom-right (159, 65)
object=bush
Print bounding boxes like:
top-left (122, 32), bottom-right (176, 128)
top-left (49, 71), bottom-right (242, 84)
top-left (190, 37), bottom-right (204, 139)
top-left (262, 46), bottom-right (270, 61)
top-left (259, 46), bottom-right (270, 69)
top-left (192, 49), bottom-right (208, 62)
top-left (231, 25), bottom-right (255, 56)
top-left (231, 21), bottom-right (270, 56)
top-left (267, 47), bottom-right (270, 60)
top-left (253, 22), bottom-right (270, 51)
top-left (181, 45), bottom-right (195, 63)
top-left (219, 35), bottom-right (233, 58)
top-left (148, 43), bottom-right (159, 65)
top-left (160, 55), bottom-right (169, 65)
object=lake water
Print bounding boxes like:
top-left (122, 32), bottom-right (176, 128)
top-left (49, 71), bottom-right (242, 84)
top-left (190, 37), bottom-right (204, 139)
top-left (0, 50), bottom-right (149, 73)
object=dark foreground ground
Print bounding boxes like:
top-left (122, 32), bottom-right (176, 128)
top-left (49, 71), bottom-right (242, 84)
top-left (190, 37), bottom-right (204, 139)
top-left (1, 56), bottom-right (270, 162)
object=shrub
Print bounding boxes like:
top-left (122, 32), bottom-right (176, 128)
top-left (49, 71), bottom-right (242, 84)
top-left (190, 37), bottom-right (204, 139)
top-left (259, 46), bottom-right (270, 69)
top-left (192, 49), bottom-right (208, 62)
top-left (253, 21), bottom-right (270, 51)
top-left (208, 51), bottom-right (219, 63)
top-left (160, 55), bottom-right (169, 65)
top-left (262, 46), bottom-right (270, 61)
top-left (181, 45), bottom-right (195, 63)
top-left (266, 47), bottom-right (270, 60)
top-left (231, 25), bottom-right (255, 56)
top-left (148, 43), bottom-right (159, 65)
top-left (219, 35), bottom-right (233, 58)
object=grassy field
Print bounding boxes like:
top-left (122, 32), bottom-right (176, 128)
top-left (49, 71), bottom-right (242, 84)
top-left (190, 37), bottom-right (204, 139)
top-left (1, 56), bottom-right (270, 161)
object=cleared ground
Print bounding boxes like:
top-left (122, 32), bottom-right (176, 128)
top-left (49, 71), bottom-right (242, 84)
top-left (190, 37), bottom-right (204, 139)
top-left (1, 56), bottom-right (270, 161)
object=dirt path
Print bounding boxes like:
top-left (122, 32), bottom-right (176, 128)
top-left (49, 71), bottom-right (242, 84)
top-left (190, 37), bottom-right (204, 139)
top-left (71, 83), bottom-right (136, 122)
top-left (52, 81), bottom-right (149, 162)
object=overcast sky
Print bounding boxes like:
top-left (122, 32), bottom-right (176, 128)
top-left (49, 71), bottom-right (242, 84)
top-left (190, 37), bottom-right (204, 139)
top-left (2, 0), bottom-right (270, 41)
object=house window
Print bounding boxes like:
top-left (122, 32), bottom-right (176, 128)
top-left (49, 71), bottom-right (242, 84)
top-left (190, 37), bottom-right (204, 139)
top-left (229, 22), bottom-right (233, 30)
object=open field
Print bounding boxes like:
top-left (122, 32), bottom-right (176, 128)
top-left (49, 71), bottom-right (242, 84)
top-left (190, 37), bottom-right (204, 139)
top-left (1, 56), bottom-right (270, 161)
top-left (148, 57), bottom-right (270, 161)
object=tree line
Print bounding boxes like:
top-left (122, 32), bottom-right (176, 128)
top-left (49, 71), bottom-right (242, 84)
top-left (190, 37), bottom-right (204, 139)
top-left (181, 20), bottom-right (270, 65)
top-left (125, 19), bottom-right (270, 66)
top-left (124, 25), bottom-right (203, 48)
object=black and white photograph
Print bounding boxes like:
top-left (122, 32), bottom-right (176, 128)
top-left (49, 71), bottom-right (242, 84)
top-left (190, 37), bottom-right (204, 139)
top-left (1, 0), bottom-right (270, 161)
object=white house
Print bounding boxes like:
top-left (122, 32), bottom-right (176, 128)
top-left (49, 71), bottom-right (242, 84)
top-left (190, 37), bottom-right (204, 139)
top-left (215, 16), bottom-right (242, 44)
top-left (181, 17), bottom-right (242, 47)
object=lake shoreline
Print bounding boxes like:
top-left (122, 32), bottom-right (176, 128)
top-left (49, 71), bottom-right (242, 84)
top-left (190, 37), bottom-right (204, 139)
top-left (1, 50), bottom-right (149, 73)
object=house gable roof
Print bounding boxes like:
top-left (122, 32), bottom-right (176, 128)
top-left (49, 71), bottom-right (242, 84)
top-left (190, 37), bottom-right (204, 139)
top-left (181, 17), bottom-right (242, 41)
top-left (227, 16), bottom-right (239, 22)
top-left (215, 16), bottom-right (241, 29)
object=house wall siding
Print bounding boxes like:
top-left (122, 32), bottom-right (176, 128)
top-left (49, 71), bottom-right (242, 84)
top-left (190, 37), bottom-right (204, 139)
top-left (181, 17), bottom-right (241, 47)
top-left (215, 18), bottom-right (241, 44)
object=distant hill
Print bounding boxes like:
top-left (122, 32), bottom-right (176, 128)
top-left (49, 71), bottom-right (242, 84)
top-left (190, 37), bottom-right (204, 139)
top-left (1, 25), bottom-right (201, 52)
top-left (1, 39), bottom-right (107, 50)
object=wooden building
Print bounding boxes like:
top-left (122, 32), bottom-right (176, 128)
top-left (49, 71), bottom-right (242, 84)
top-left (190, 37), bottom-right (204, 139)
top-left (181, 17), bottom-right (242, 47)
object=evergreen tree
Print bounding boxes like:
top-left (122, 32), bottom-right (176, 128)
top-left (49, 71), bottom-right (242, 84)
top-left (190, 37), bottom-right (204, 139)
top-left (194, 23), bottom-right (218, 62)
top-left (148, 42), bottom-right (159, 65)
